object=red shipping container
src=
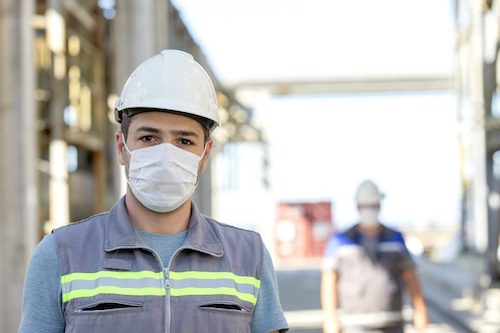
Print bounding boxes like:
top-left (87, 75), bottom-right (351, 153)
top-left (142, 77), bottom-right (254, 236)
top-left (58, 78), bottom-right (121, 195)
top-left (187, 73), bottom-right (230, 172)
top-left (275, 201), bottom-right (334, 260)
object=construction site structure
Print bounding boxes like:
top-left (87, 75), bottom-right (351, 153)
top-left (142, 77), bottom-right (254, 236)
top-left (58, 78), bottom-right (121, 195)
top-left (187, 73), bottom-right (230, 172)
top-left (0, 1), bottom-right (262, 331)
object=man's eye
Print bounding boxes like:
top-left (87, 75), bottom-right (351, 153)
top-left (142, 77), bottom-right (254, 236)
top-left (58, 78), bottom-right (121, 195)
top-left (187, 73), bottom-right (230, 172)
top-left (141, 136), bottom-right (155, 142)
top-left (180, 138), bottom-right (192, 145)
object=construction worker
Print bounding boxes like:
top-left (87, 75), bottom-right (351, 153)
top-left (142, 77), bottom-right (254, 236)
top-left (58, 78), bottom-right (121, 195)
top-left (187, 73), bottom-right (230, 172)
top-left (321, 180), bottom-right (428, 333)
top-left (19, 50), bottom-right (289, 333)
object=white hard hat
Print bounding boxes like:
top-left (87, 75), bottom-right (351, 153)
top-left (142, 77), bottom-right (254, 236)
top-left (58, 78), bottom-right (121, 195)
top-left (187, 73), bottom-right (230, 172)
top-left (115, 49), bottom-right (219, 131)
top-left (355, 180), bottom-right (384, 205)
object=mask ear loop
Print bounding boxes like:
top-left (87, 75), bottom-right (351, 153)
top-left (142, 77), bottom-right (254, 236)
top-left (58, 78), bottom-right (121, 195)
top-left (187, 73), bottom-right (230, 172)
top-left (199, 142), bottom-right (208, 161)
top-left (193, 143), bottom-right (209, 187)
top-left (121, 133), bottom-right (134, 189)
top-left (121, 133), bottom-right (133, 155)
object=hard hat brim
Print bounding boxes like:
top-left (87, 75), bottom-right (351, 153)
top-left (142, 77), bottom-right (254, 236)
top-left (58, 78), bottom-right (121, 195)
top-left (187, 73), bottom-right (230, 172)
top-left (116, 107), bottom-right (218, 133)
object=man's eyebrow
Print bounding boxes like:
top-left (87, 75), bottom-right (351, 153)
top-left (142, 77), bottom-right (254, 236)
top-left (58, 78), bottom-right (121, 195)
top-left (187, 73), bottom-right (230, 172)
top-left (135, 126), bottom-right (162, 134)
top-left (170, 129), bottom-right (200, 138)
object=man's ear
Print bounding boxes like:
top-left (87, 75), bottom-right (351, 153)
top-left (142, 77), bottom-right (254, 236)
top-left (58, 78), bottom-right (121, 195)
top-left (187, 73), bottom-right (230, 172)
top-left (115, 131), bottom-right (126, 166)
top-left (200, 139), bottom-right (213, 172)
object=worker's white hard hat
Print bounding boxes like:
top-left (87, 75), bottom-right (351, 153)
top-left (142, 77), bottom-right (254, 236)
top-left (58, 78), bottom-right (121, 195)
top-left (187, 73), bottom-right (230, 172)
top-left (355, 180), bottom-right (384, 205)
top-left (115, 49), bottom-right (219, 131)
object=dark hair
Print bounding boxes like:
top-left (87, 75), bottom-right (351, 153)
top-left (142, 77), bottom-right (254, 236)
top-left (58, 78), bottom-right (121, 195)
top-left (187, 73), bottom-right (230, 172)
top-left (120, 109), bottom-right (210, 143)
top-left (120, 112), bottom-right (133, 141)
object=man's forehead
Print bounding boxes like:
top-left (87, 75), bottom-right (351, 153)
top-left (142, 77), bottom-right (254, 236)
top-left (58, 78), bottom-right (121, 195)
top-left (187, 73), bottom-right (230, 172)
top-left (128, 111), bottom-right (204, 134)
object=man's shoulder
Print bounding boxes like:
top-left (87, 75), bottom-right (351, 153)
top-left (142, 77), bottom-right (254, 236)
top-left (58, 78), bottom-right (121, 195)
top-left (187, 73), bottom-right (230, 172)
top-left (379, 224), bottom-right (405, 242)
top-left (202, 216), bottom-right (264, 251)
top-left (201, 217), bottom-right (265, 269)
top-left (204, 216), bottom-right (261, 237)
top-left (332, 225), bottom-right (359, 242)
top-left (322, 226), bottom-right (362, 269)
top-left (325, 226), bottom-right (360, 252)
top-left (52, 210), bottom-right (110, 236)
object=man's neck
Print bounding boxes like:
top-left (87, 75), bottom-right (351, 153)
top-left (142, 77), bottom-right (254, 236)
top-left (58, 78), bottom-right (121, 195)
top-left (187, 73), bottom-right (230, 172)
top-left (125, 190), bottom-right (192, 234)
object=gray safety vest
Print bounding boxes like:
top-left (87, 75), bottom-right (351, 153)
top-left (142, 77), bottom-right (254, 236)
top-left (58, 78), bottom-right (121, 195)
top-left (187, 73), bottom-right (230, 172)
top-left (53, 197), bottom-right (263, 333)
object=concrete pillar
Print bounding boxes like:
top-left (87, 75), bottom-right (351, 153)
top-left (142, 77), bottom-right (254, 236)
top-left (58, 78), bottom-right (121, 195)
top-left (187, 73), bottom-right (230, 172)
top-left (484, 32), bottom-right (500, 281)
top-left (0, 0), bottom-right (37, 331)
top-left (113, 0), bottom-right (169, 92)
top-left (111, 0), bottom-right (170, 201)
top-left (47, 0), bottom-right (70, 229)
top-left (470, 0), bottom-right (489, 254)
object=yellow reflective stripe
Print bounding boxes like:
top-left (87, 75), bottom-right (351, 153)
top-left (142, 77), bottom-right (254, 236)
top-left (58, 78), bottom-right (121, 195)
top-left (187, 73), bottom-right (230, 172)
top-left (171, 287), bottom-right (257, 305)
top-left (60, 270), bottom-right (260, 305)
top-left (61, 270), bottom-right (163, 283)
top-left (169, 271), bottom-right (261, 288)
top-left (62, 286), bottom-right (165, 302)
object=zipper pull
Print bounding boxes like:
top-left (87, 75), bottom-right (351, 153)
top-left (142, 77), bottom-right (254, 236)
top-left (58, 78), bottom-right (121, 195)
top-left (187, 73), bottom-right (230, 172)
top-left (163, 268), bottom-right (170, 289)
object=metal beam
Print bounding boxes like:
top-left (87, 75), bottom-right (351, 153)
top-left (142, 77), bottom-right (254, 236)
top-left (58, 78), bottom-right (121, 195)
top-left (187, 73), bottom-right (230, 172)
top-left (62, 0), bottom-right (96, 31)
top-left (231, 75), bottom-right (453, 95)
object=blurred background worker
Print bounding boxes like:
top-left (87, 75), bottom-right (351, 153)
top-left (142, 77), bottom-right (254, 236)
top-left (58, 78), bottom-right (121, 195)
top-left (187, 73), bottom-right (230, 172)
top-left (320, 180), bottom-right (429, 333)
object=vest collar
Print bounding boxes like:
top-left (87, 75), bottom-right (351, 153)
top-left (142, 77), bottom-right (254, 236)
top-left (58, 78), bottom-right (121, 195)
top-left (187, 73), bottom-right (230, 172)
top-left (104, 196), bottom-right (224, 257)
top-left (347, 223), bottom-right (394, 243)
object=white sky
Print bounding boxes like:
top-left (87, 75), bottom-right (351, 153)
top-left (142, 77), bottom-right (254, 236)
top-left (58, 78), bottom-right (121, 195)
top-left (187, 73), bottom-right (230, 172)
top-left (257, 92), bottom-right (460, 229)
top-left (174, 0), bottom-right (460, 230)
top-left (172, 0), bottom-right (455, 83)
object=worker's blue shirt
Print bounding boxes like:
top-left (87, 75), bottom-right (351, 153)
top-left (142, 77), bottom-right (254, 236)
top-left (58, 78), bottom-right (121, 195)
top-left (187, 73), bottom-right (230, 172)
top-left (19, 231), bottom-right (287, 333)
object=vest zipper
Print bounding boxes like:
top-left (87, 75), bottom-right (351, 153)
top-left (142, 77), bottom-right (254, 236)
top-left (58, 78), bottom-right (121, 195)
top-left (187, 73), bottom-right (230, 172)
top-left (107, 244), bottom-right (221, 333)
top-left (164, 245), bottom-right (221, 332)
top-left (165, 248), bottom-right (186, 333)
top-left (110, 245), bottom-right (168, 333)
top-left (164, 267), bottom-right (171, 333)
top-left (164, 268), bottom-right (170, 289)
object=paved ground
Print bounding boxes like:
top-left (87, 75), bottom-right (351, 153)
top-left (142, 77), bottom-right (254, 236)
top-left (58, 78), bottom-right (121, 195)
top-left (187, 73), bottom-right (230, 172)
top-left (276, 264), bottom-right (475, 333)
top-left (416, 256), bottom-right (500, 333)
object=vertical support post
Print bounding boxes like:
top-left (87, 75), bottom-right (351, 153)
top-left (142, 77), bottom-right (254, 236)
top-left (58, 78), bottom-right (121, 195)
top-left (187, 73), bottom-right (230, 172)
top-left (111, 0), bottom-right (169, 199)
top-left (0, 0), bottom-right (37, 330)
top-left (470, 0), bottom-right (489, 254)
top-left (468, 0), bottom-right (500, 280)
top-left (47, 0), bottom-right (70, 229)
top-left (484, 46), bottom-right (500, 281)
top-left (92, 31), bottom-right (108, 213)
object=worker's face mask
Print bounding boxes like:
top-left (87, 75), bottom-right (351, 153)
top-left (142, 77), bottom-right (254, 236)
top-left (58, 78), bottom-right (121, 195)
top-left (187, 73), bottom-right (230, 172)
top-left (122, 135), bottom-right (205, 213)
top-left (358, 207), bottom-right (380, 227)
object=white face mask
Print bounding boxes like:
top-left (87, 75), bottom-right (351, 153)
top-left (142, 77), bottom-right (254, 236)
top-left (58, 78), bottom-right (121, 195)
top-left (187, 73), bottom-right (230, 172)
top-left (123, 138), bottom-right (205, 213)
top-left (359, 208), bottom-right (380, 227)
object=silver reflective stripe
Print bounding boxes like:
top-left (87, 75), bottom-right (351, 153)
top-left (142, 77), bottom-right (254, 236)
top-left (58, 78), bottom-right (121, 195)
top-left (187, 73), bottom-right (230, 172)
top-left (171, 278), bottom-right (257, 296)
top-left (169, 271), bottom-right (260, 305)
top-left (62, 277), bottom-right (163, 295)
top-left (378, 242), bottom-right (406, 252)
top-left (337, 245), bottom-right (363, 257)
top-left (60, 271), bottom-right (165, 303)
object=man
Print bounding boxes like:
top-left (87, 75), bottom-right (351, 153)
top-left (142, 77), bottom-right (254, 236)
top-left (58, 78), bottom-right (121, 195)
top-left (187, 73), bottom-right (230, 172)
top-left (321, 180), bottom-right (428, 333)
top-left (19, 50), bottom-right (288, 333)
